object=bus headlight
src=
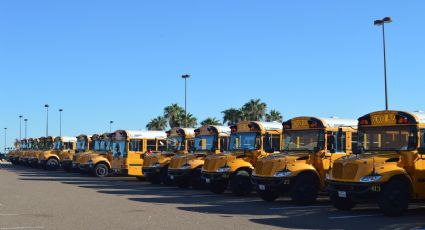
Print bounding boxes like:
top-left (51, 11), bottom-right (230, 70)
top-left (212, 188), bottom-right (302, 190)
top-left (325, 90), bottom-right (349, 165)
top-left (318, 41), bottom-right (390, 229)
top-left (217, 166), bottom-right (231, 173)
top-left (360, 175), bottom-right (382, 183)
top-left (275, 170), bottom-right (292, 177)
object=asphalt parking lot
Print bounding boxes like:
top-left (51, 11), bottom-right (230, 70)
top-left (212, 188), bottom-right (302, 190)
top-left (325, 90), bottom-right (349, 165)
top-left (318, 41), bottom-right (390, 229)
top-left (1, 162), bottom-right (425, 230)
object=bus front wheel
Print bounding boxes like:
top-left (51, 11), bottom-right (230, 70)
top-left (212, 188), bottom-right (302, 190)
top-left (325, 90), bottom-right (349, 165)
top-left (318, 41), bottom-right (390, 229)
top-left (230, 170), bottom-right (252, 196)
top-left (378, 178), bottom-right (409, 216)
top-left (94, 163), bottom-right (109, 177)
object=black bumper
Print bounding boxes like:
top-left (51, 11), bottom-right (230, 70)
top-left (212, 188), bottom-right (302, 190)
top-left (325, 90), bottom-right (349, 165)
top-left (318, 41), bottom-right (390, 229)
top-left (142, 167), bottom-right (162, 175)
top-left (79, 163), bottom-right (93, 173)
top-left (168, 169), bottom-right (191, 180)
top-left (201, 172), bottom-right (229, 184)
top-left (326, 180), bottom-right (381, 201)
top-left (251, 176), bottom-right (290, 192)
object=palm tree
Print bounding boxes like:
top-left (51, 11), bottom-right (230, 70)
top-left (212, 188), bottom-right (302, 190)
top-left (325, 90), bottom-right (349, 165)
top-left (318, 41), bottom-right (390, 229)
top-left (146, 116), bottom-right (168, 130)
top-left (265, 109), bottom-right (283, 122)
top-left (164, 103), bottom-right (184, 128)
top-left (222, 108), bottom-right (243, 125)
top-left (241, 99), bottom-right (267, 121)
top-left (179, 113), bottom-right (198, 128)
top-left (201, 117), bottom-right (222, 126)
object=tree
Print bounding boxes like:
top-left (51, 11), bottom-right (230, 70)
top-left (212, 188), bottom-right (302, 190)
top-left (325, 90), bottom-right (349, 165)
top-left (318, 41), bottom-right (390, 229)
top-left (222, 108), bottom-right (243, 125)
top-left (241, 99), bottom-right (267, 121)
top-left (201, 117), bottom-right (222, 126)
top-left (164, 103), bottom-right (184, 128)
top-left (265, 109), bottom-right (283, 122)
top-left (146, 116), bottom-right (168, 130)
top-left (179, 113), bottom-right (198, 128)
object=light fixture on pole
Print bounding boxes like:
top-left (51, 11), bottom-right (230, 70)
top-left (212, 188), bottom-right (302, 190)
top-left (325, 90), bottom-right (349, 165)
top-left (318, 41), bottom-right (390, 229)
top-left (109, 121), bottom-right (114, 133)
top-left (374, 17), bottom-right (392, 111)
top-left (44, 104), bottom-right (49, 136)
top-left (59, 109), bottom-right (63, 137)
top-left (181, 74), bottom-right (190, 127)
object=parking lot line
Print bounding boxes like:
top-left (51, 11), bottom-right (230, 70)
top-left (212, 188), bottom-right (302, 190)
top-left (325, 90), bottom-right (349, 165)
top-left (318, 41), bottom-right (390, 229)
top-left (0, 213), bottom-right (19, 216)
top-left (269, 205), bottom-right (329, 210)
top-left (0, 227), bottom-right (44, 230)
top-left (328, 214), bottom-right (381, 220)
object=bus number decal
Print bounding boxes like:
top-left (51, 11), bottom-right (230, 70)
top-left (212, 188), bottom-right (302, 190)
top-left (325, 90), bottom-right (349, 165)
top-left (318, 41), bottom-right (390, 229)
top-left (371, 113), bottom-right (396, 125)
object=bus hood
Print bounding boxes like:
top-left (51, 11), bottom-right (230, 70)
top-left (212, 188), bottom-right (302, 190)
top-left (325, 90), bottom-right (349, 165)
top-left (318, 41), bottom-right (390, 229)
top-left (254, 152), bottom-right (310, 177)
top-left (330, 152), bottom-right (402, 183)
top-left (202, 153), bottom-right (236, 172)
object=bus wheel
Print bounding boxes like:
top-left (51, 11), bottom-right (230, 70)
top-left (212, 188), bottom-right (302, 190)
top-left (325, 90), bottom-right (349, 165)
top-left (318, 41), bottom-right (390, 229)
top-left (94, 163), bottom-right (109, 177)
top-left (290, 173), bottom-right (319, 204)
top-left (331, 193), bottom-right (356, 211)
top-left (209, 182), bottom-right (226, 194)
top-left (259, 190), bottom-right (279, 202)
top-left (230, 170), bottom-right (252, 196)
top-left (378, 178), bottom-right (409, 216)
top-left (46, 158), bottom-right (59, 171)
top-left (160, 167), bottom-right (173, 185)
top-left (190, 169), bottom-right (205, 189)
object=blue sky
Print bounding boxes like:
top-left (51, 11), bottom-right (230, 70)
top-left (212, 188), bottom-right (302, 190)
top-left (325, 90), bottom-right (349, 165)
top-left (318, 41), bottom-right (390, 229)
top-left (1, 1), bottom-right (424, 149)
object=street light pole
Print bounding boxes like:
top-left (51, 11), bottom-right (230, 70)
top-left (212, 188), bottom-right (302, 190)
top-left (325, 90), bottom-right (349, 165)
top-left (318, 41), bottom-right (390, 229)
top-left (44, 104), bottom-right (49, 136)
top-left (59, 109), bottom-right (63, 137)
top-left (19, 115), bottom-right (23, 140)
top-left (181, 74), bottom-right (190, 127)
top-left (109, 121), bottom-right (114, 133)
top-left (24, 119), bottom-right (28, 139)
top-left (4, 128), bottom-right (7, 154)
top-left (374, 17), bottom-right (392, 111)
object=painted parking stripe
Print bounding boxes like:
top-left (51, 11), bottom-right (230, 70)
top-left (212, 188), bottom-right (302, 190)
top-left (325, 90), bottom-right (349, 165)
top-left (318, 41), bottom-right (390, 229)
top-left (269, 205), bottom-right (329, 210)
top-left (328, 214), bottom-right (381, 219)
top-left (0, 213), bottom-right (19, 216)
top-left (0, 227), bottom-right (44, 230)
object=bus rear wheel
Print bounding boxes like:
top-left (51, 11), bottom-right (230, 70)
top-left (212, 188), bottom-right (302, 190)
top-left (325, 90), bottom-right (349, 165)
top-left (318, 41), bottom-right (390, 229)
top-left (378, 179), bottom-right (409, 216)
top-left (46, 158), bottom-right (59, 171)
top-left (290, 173), bottom-right (319, 204)
top-left (209, 182), bottom-right (226, 194)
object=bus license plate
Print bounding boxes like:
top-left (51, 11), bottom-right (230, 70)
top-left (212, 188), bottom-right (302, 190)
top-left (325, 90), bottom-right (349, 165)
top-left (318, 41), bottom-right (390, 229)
top-left (338, 191), bottom-right (347, 198)
top-left (205, 178), bottom-right (211, 184)
top-left (259, 185), bottom-right (266, 191)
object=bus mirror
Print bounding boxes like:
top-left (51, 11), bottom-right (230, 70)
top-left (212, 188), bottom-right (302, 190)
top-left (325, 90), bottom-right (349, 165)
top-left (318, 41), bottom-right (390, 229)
top-left (418, 147), bottom-right (425, 155)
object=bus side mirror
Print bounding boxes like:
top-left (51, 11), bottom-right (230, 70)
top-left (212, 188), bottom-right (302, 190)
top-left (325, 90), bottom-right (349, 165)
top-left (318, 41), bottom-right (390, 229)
top-left (418, 147), bottom-right (425, 154)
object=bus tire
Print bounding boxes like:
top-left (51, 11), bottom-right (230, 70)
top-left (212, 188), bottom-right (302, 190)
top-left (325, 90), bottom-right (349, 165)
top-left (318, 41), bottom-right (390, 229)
top-left (378, 178), bottom-right (409, 216)
top-left (230, 170), bottom-right (252, 196)
top-left (190, 168), bottom-right (205, 189)
top-left (94, 163), bottom-right (109, 177)
top-left (46, 158), bottom-right (60, 171)
top-left (331, 193), bottom-right (356, 211)
top-left (259, 190), bottom-right (279, 202)
top-left (290, 172), bottom-right (320, 204)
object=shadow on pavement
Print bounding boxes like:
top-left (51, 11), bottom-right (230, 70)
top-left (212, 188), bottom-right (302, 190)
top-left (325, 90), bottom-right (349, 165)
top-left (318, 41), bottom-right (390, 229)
top-left (5, 164), bottom-right (425, 230)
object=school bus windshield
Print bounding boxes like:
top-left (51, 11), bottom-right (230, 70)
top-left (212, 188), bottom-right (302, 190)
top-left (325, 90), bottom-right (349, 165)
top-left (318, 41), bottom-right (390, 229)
top-left (53, 141), bottom-right (62, 150)
top-left (76, 141), bottom-right (86, 151)
top-left (359, 126), bottom-right (417, 151)
top-left (94, 140), bottom-right (110, 151)
top-left (283, 130), bottom-right (324, 151)
top-left (194, 135), bottom-right (216, 151)
top-left (167, 136), bottom-right (185, 151)
top-left (229, 132), bottom-right (260, 151)
top-left (112, 141), bottom-right (126, 157)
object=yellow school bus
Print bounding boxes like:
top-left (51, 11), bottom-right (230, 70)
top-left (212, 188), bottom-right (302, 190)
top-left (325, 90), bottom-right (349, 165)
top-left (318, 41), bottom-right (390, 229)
top-left (38, 136), bottom-right (77, 170)
top-left (8, 140), bottom-right (22, 164)
top-left (168, 125), bottom-right (230, 189)
top-left (143, 128), bottom-right (195, 185)
top-left (202, 121), bottom-right (283, 195)
top-left (70, 134), bottom-right (93, 171)
top-left (29, 137), bottom-right (53, 167)
top-left (20, 138), bottom-right (38, 165)
top-left (78, 133), bottom-right (112, 176)
top-left (106, 130), bottom-right (167, 179)
top-left (327, 110), bottom-right (425, 216)
top-left (252, 117), bottom-right (357, 203)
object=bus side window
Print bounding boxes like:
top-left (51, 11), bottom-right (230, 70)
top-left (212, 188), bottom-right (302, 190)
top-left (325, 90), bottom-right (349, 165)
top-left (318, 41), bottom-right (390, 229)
top-left (130, 140), bottom-right (142, 152)
top-left (188, 140), bottom-right (195, 151)
top-left (147, 140), bottom-right (156, 151)
top-left (420, 129), bottom-right (425, 147)
top-left (351, 132), bottom-right (358, 151)
top-left (327, 132), bottom-right (336, 153)
top-left (220, 137), bottom-right (229, 151)
top-left (337, 132), bottom-right (346, 153)
top-left (158, 140), bottom-right (166, 152)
